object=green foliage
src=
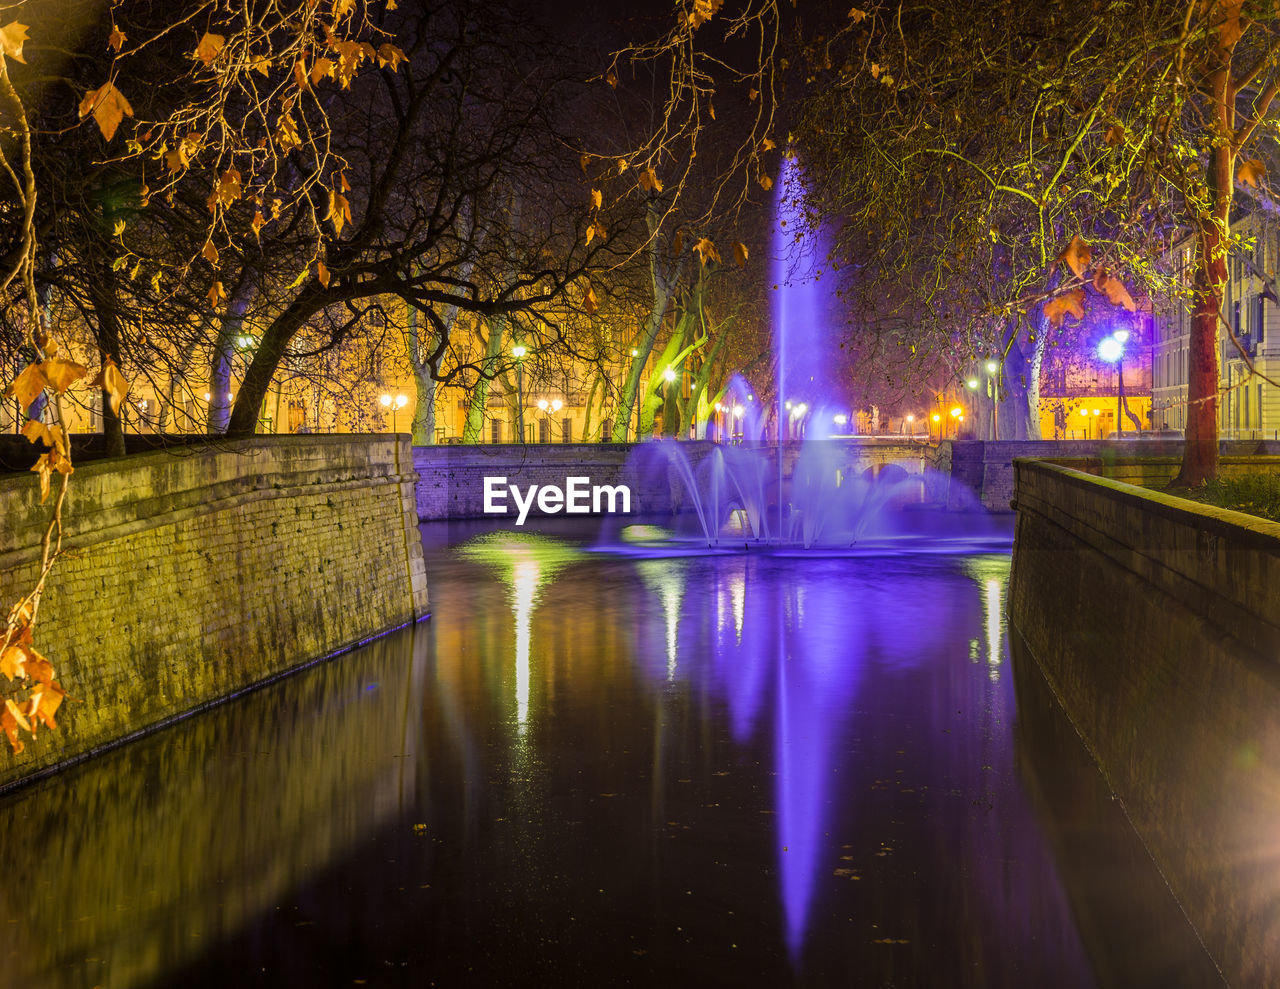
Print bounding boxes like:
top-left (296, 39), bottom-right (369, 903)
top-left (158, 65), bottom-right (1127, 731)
top-left (1173, 473), bottom-right (1280, 523)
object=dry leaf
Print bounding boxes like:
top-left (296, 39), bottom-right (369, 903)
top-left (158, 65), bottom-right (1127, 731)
top-left (208, 281), bottom-right (226, 308)
top-left (638, 167), bottom-right (663, 193)
top-left (376, 43), bottom-right (406, 71)
top-left (1093, 269), bottom-right (1136, 311)
top-left (1103, 124), bottom-right (1125, 147)
top-left (211, 168), bottom-right (242, 210)
top-left (38, 358), bottom-right (87, 393)
top-left (1057, 235), bottom-right (1091, 278)
top-left (252, 210), bottom-right (266, 239)
top-left (0, 21), bottom-right (28, 63)
top-left (0, 644), bottom-right (26, 681)
top-left (327, 189), bottom-right (352, 236)
top-left (30, 453), bottom-right (52, 503)
top-left (605, 70), bottom-right (618, 88)
top-left (848, 7), bottom-right (867, 20)
top-left (1044, 288), bottom-right (1085, 328)
top-left (2, 704), bottom-right (23, 754)
top-left (90, 357), bottom-right (130, 414)
top-left (590, 188), bottom-right (602, 210)
top-left (202, 240), bottom-right (219, 265)
top-left (759, 137), bottom-right (776, 152)
top-left (758, 173), bottom-right (773, 191)
top-left (78, 82), bottom-right (133, 142)
top-left (194, 32), bottom-right (225, 67)
top-left (1237, 159), bottom-right (1266, 189)
top-left (2, 364), bottom-right (48, 409)
top-left (671, 229), bottom-right (684, 257)
top-left (733, 241), bottom-right (749, 267)
top-left (108, 26), bottom-right (126, 53)
top-left (583, 284), bottom-right (597, 315)
top-left (317, 260), bottom-right (331, 287)
top-left (693, 237), bottom-right (721, 266)
top-left (311, 57), bottom-right (335, 84)
top-left (1219, 0), bottom-right (1243, 48)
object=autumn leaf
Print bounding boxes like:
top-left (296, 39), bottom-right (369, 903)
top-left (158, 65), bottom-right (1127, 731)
top-left (1093, 268), bottom-right (1136, 311)
top-left (38, 358), bottom-right (87, 393)
top-left (1218, 0), bottom-right (1243, 49)
top-left (585, 219), bottom-right (606, 245)
top-left (27, 680), bottom-right (66, 733)
top-left (208, 281), bottom-right (226, 308)
top-left (583, 284), bottom-right (598, 315)
top-left (78, 82), bottom-right (133, 141)
top-left (248, 54), bottom-right (272, 76)
top-left (202, 240), bottom-right (219, 265)
top-left (590, 188), bottom-right (602, 210)
top-left (1044, 288), bottom-right (1085, 328)
top-left (759, 137), bottom-right (776, 152)
top-left (108, 26), bottom-right (126, 53)
top-left (22, 420), bottom-right (69, 459)
top-left (748, 87), bottom-right (759, 101)
top-left (30, 454), bottom-right (53, 503)
top-left (2, 364), bottom-right (48, 409)
top-left (1103, 124), bottom-right (1125, 147)
top-left (90, 357), bottom-right (130, 414)
top-left (693, 237), bottom-right (721, 266)
top-left (733, 241), bottom-right (749, 268)
top-left (274, 114), bottom-right (301, 151)
top-left (605, 70), bottom-right (618, 88)
top-left (376, 43), bottom-right (406, 71)
top-left (317, 260), bottom-right (331, 287)
top-left (22, 651), bottom-right (52, 686)
top-left (1237, 159), bottom-right (1266, 189)
top-left (327, 188), bottom-right (352, 236)
top-left (758, 172), bottom-right (773, 191)
top-left (1, 703), bottom-right (23, 754)
top-left (0, 21), bottom-right (29, 63)
top-left (1057, 235), bottom-right (1091, 278)
top-left (211, 168), bottom-right (243, 210)
top-left (848, 7), bottom-right (867, 20)
top-left (0, 644), bottom-right (25, 681)
top-left (194, 32), bottom-right (225, 67)
top-left (638, 167), bottom-right (663, 193)
top-left (311, 57), bottom-right (335, 84)
top-left (252, 210), bottom-right (267, 239)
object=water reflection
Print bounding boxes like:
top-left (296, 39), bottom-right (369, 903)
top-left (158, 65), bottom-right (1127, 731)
top-left (0, 524), bottom-right (1215, 987)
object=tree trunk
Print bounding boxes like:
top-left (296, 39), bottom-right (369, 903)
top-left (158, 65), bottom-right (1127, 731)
top-left (87, 258), bottom-right (125, 456)
top-left (462, 316), bottom-right (505, 443)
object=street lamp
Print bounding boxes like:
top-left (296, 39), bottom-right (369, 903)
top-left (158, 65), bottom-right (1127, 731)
top-left (380, 392), bottom-right (408, 432)
top-left (512, 344), bottom-right (527, 443)
top-left (1097, 328), bottom-right (1130, 438)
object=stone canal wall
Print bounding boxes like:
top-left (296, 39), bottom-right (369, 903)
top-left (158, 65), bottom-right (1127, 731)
top-left (1009, 458), bottom-right (1280, 987)
top-left (0, 435), bottom-right (429, 789)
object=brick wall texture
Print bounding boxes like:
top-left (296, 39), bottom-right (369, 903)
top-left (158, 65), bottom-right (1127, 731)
top-left (0, 435), bottom-right (429, 789)
top-left (1009, 459), bottom-right (1280, 986)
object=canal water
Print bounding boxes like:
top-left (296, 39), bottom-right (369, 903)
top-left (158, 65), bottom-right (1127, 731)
top-left (0, 518), bottom-right (1222, 987)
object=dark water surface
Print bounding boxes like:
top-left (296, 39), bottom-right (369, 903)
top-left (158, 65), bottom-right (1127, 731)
top-left (0, 518), bottom-right (1222, 988)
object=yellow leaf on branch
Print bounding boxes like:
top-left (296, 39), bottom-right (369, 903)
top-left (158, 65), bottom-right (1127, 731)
top-left (1044, 288), bottom-right (1085, 328)
top-left (202, 240), bottom-right (219, 265)
top-left (90, 356), bottom-right (130, 414)
top-left (638, 167), bottom-right (663, 193)
top-left (1056, 235), bottom-right (1091, 278)
top-left (212, 168), bottom-right (243, 210)
top-left (328, 189), bottom-right (352, 236)
top-left (583, 284), bottom-right (598, 315)
top-left (0, 21), bottom-right (29, 63)
top-left (590, 188), bottom-right (602, 210)
top-left (208, 281), bottom-right (226, 308)
top-left (194, 32), bottom-right (226, 67)
top-left (1237, 159), bottom-right (1266, 189)
top-left (733, 241), bottom-right (749, 268)
top-left (1, 702), bottom-right (24, 753)
top-left (108, 26), bottom-right (126, 53)
top-left (317, 260), bottom-right (331, 287)
top-left (78, 82), bottom-right (133, 142)
top-left (377, 44), bottom-right (406, 71)
top-left (1093, 267), bottom-right (1136, 311)
top-left (693, 237), bottom-right (721, 266)
top-left (2, 364), bottom-right (48, 409)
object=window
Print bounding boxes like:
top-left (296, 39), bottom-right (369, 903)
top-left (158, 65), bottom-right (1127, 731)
top-left (602, 417), bottom-right (613, 441)
top-left (1258, 294), bottom-right (1267, 344)
top-left (562, 417), bottom-right (572, 443)
top-left (490, 419), bottom-right (501, 444)
top-left (538, 418), bottom-right (549, 444)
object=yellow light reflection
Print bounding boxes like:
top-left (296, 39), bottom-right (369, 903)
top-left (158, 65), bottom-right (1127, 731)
top-left (512, 558), bottom-right (539, 732)
top-left (636, 560), bottom-right (689, 681)
top-left (985, 578), bottom-right (1003, 681)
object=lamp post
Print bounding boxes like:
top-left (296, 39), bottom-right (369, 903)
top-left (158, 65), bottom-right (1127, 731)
top-left (985, 360), bottom-right (1000, 440)
top-left (512, 344), bottom-right (527, 443)
top-left (380, 392), bottom-right (408, 432)
top-left (1097, 329), bottom-right (1129, 438)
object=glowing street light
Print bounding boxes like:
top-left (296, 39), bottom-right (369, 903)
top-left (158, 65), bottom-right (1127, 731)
top-left (663, 367), bottom-right (677, 383)
top-left (985, 360), bottom-right (998, 374)
top-left (380, 392), bottom-right (408, 431)
top-left (966, 378), bottom-right (979, 390)
top-left (833, 413), bottom-right (848, 426)
top-left (950, 406), bottom-right (962, 418)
